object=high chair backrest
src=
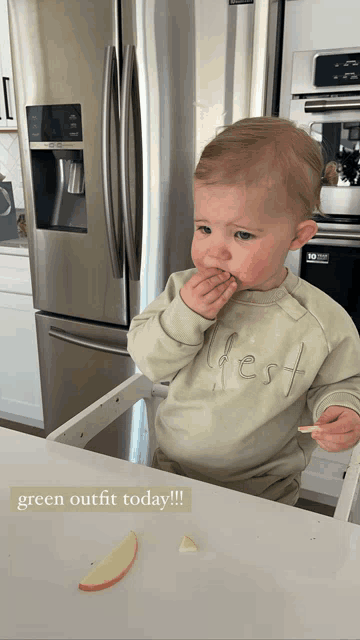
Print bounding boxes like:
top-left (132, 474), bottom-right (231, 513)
top-left (46, 373), bottom-right (169, 465)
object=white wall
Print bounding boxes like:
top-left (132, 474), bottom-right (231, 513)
top-left (0, 132), bottom-right (24, 209)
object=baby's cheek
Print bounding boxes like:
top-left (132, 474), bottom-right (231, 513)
top-left (243, 254), bottom-right (268, 276)
top-left (191, 244), bottom-right (201, 266)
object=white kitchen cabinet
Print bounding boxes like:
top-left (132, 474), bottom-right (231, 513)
top-left (0, 246), bottom-right (43, 427)
top-left (0, 0), bottom-right (17, 129)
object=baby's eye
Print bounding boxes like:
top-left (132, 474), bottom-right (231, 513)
top-left (235, 230), bottom-right (254, 241)
top-left (195, 226), bottom-right (254, 241)
top-left (196, 225), bottom-right (211, 235)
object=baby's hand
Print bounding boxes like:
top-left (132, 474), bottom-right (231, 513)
top-left (180, 268), bottom-right (237, 320)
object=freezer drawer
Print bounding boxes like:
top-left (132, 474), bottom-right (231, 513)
top-left (35, 312), bottom-right (136, 459)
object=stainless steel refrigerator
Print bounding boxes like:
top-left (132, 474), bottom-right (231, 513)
top-left (7, 0), bottom-right (282, 461)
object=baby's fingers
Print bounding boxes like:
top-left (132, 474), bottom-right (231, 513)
top-left (192, 268), bottom-right (225, 288)
top-left (209, 278), bottom-right (237, 310)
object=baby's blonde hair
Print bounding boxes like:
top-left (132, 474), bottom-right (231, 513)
top-left (194, 116), bottom-right (336, 221)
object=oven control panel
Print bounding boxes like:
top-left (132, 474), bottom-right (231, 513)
top-left (291, 47), bottom-right (360, 95)
top-left (315, 52), bottom-right (360, 88)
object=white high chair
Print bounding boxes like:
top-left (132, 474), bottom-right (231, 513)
top-left (46, 372), bottom-right (360, 524)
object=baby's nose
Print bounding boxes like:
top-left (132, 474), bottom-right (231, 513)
top-left (208, 247), bottom-right (232, 262)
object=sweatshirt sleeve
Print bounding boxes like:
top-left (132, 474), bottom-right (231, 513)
top-left (127, 270), bottom-right (216, 383)
top-left (307, 311), bottom-right (360, 421)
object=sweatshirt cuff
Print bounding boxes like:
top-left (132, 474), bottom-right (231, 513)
top-left (314, 392), bottom-right (360, 421)
top-left (159, 291), bottom-right (216, 344)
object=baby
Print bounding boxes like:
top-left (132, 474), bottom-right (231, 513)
top-left (127, 116), bottom-right (360, 507)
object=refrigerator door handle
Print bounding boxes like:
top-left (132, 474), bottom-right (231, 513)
top-left (102, 45), bottom-right (123, 279)
top-left (120, 45), bottom-right (141, 281)
top-left (49, 326), bottom-right (130, 356)
top-left (2, 77), bottom-right (13, 120)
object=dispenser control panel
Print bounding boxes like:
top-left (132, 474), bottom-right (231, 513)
top-left (27, 104), bottom-right (83, 146)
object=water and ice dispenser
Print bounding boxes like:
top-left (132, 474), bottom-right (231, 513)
top-left (27, 104), bottom-right (87, 232)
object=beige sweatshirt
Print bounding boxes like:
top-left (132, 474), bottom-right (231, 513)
top-left (127, 267), bottom-right (360, 504)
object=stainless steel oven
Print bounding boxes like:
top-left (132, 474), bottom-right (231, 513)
top-left (285, 47), bottom-right (360, 333)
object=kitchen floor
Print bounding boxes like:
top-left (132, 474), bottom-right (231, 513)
top-left (0, 416), bottom-right (45, 438)
top-left (2, 416), bottom-right (337, 517)
top-left (296, 497), bottom-right (335, 517)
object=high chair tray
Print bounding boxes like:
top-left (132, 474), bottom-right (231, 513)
top-left (3, 427), bottom-right (360, 640)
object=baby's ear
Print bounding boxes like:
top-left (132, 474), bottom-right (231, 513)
top-left (290, 220), bottom-right (318, 251)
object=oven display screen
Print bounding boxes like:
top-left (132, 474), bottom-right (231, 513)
top-left (314, 53), bottom-right (360, 88)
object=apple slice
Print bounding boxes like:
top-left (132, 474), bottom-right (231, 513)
top-left (79, 530), bottom-right (138, 592)
top-left (179, 535), bottom-right (198, 552)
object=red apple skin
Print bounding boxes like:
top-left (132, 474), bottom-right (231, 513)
top-left (79, 537), bottom-right (138, 592)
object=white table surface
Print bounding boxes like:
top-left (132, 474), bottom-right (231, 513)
top-left (3, 426), bottom-right (360, 640)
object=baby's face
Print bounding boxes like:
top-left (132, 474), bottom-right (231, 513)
top-left (192, 182), bottom-right (308, 293)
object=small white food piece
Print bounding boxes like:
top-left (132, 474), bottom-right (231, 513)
top-left (298, 426), bottom-right (317, 433)
top-left (79, 530), bottom-right (138, 592)
top-left (179, 535), bottom-right (198, 552)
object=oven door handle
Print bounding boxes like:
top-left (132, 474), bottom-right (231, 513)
top-left (305, 98), bottom-right (360, 113)
top-left (314, 231), bottom-right (360, 241)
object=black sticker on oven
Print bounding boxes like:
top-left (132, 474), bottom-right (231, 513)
top-left (306, 252), bottom-right (329, 264)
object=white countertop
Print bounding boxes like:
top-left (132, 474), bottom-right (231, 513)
top-left (0, 237), bottom-right (29, 256)
top-left (3, 426), bottom-right (360, 640)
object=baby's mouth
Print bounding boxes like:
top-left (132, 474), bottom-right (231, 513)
top-left (201, 267), bottom-right (240, 285)
top-left (228, 274), bottom-right (240, 289)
